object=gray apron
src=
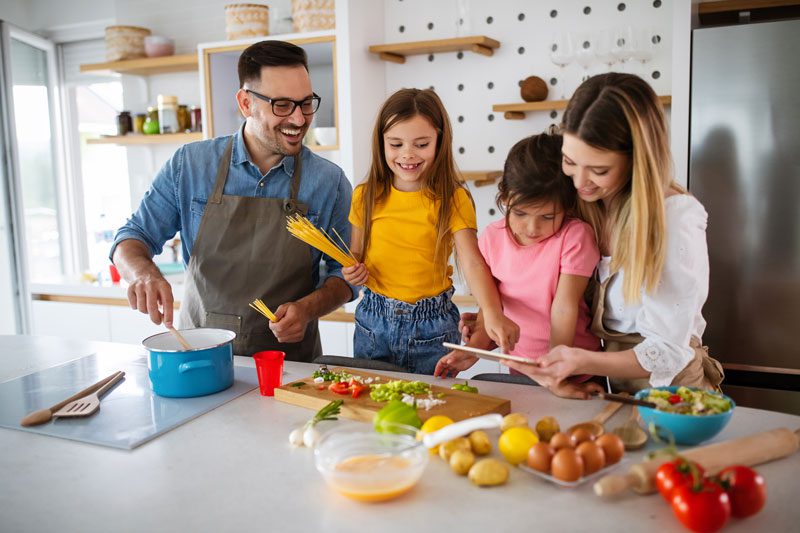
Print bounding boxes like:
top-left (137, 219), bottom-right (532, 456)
top-left (589, 274), bottom-right (724, 393)
top-left (180, 138), bottom-right (322, 360)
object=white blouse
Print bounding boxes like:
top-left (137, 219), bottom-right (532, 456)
top-left (598, 195), bottom-right (709, 387)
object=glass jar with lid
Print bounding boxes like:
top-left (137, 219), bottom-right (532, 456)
top-left (157, 94), bottom-right (179, 134)
top-left (116, 111), bottom-right (132, 136)
top-left (177, 104), bottom-right (191, 133)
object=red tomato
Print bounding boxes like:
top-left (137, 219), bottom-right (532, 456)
top-left (668, 394), bottom-right (683, 404)
top-left (717, 465), bottom-right (767, 518)
top-left (349, 380), bottom-right (367, 399)
top-left (328, 381), bottom-right (351, 395)
top-left (656, 459), bottom-right (706, 502)
top-left (671, 480), bottom-right (731, 533)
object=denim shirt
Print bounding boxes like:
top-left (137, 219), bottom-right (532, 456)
top-left (110, 123), bottom-right (356, 299)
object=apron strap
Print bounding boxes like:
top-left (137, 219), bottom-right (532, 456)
top-left (210, 137), bottom-right (235, 205)
top-left (283, 154), bottom-right (306, 215)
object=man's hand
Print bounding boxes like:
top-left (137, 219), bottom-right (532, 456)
top-left (270, 301), bottom-right (312, 343)
top-left (127, 274), bottom-right (175, 326)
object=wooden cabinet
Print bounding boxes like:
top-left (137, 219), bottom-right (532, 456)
top-left (199, 32), bottom-right (338, 149)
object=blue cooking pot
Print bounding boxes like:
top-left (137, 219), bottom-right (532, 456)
top-left (143, 328), bottom-right (236, 398)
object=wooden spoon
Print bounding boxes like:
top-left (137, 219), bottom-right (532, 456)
top-left (612, 406), bottom-right (648, 450)
top-left (566, 401), bottom-right (624, 438)
top-left (167, 325), bottom-right (193, 351)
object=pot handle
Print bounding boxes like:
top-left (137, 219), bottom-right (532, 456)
top-left (178, 360), bottom-right (214, 373)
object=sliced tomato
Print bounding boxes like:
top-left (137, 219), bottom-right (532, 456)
top-left (668, 394), bottom-right (683, 404)
top-left (349, 380), bottom-right (367, 399)
top-left (328, 381), bottom-right (351, 395)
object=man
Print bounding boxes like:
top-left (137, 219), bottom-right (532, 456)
top-left (111, 40), bottom-right (354, 360)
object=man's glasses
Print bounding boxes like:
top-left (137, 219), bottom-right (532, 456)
top-left (246, 89), bottom-right (321, 117)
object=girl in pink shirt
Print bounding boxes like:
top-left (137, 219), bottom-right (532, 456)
top-left (435, 133), bottom-right (603, 398)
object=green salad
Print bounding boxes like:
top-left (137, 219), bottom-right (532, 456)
top-left (645, 387), bottom-right (732, 415)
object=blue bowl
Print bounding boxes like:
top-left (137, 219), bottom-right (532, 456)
top-left (634, 386), bottom-right (735, 445)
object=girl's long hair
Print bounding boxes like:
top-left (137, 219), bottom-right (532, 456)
top-left (357, 88), bottom-right (470, 281)
top-left (562, 73), bottom-right (683, 303)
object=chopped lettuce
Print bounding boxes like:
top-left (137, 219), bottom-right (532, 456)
top-left (645, 387), bottom-right (732, 415)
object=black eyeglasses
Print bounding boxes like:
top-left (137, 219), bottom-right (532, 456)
top-left (246, 89), bottom-right (321, 117)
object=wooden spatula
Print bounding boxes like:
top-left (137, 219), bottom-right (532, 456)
top-left (52, 371), bottom-right (125, 419)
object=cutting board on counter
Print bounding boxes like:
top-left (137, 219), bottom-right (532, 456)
top-left (274, 367), bottom-right (510, 422)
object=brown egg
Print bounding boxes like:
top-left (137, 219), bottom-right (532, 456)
top-left (526, 442), bottom-right (554, 473)
top-left (596, 433), bottom-right (625, 465)
top-left (575, 441), bottom-right (606, 475)
top-left (551, 448), bottom-right (584, 482)
top-left (569, 427), bottom-right (595, 447)
top-left (549, 432), bottom-right (572, 451)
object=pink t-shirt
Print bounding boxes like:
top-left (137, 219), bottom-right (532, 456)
top-left (479, 217), bottom-right (601, 360)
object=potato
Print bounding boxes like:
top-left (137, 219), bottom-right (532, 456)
top-left (449, 449), bottom-right (476, 475)
top-left (468, 458), bottom-right (509, 487)
top-left (468, 430), bottom-right (492, 455)
top-left (501, 412), bottom-right (528, 433)
top-left (439, 437), bottom-right (471, 461)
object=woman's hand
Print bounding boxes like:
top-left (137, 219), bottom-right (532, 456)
top-left (342, 263), bottom-right (369, 286)
top-left (548, 379), bottom-right (605, 400)
top-left (503, 345), bottom-right (585, 384)
top-left (433, 350), bottom-right (479, 378)
top-left (482, 311), bottom-right (520, 353)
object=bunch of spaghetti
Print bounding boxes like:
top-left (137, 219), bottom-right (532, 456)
top-left (249, 298), bottom-right (277, 323)
top-left (285, 214), bottom-right (358, 267)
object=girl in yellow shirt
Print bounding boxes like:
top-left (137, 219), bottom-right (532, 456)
top-left (343, 88), bottom-right (518, 374)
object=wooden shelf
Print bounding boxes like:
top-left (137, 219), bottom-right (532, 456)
top-left (80, 54), bottom-right (198, 76)
top-left (697, 0), bottom-right (798, 14)
top-left (493, 95), bottom-right (672, 120)
top-left (87, 132), bottom-right (203, 145)
top-left (369, 36), bottom-right (500, 64)
top-left (462, 171), bottom-right (502, 187)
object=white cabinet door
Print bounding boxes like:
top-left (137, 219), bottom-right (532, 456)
top-left (31, 300), bottom-right (111, 341)
top-left (319, 321), bottom-right (351, 357)
top-left (107, 306), bottom-right (166, 345)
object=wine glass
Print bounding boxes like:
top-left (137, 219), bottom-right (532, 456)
top-left (611, 26), bottom-right (635, 73)
top-left (455, 0), bottom-right (471, 37)
top-left (595, 30), bottom-right (617, 72)
top-left (549, 32), bottom-right (574, 99)
top-left (574, 32), bottom-right (596, 83)
top-left (631, 28), bottom-right (654, 75)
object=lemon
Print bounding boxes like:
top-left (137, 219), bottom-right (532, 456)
top-left (498, 426), bottom-right (539, 465)
top-left (419, 415), bottom-right (454, 454)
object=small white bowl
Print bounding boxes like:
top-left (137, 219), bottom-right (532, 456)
top-left (144, 35), bottom-right (175, 58)
top-left (313, 127), bottom-right (337, 147)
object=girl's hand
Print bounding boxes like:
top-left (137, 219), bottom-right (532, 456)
top-left (548, 379), bottom-right (605, 400)
top-left (458, 312), bottom-right (479, 344)
top-left (433, 350), bottom-right (479, 378)
top-left (342, 263), bottom-right (369, 286)
top-left (483, 312), bottom-right (520, 353)
top-left (501, 345), bottom-right (584, 384)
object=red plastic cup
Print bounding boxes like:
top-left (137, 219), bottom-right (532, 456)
top-left (109, 264), bottom-right (121, 283)
top-left (252, 350), bottom-right (285, 396)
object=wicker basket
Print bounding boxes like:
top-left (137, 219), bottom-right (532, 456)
top-left (292, 0), bottom-right (335, 33)
top-left (105, 25), bottom-right (151, 62)
top-left (225, 3), bottom-right (270, 40)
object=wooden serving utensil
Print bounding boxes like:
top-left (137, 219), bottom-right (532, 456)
top-left (611, 406), bottom-right (648, 450)
top-left (51, 371), bottom-right (125, 419)
top-left (596, 391), bottom-right (657, 409)
top-left (20, 370), bottom-right (124, 427)
top-left (566, 401), bottom-right (624, 438)
top-left (167, 325), bottom-right (193, 351)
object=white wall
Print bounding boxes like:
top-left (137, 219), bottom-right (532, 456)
top-left (0, 0), bottom-right (30, 29)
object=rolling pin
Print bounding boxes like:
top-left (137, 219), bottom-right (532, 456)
top-left (594, 427), bottom-right (800, 497)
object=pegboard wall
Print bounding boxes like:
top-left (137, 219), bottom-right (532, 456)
top-left (381, 0), bottom-right (673, 231)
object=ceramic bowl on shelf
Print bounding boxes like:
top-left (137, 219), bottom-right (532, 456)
top-left (313, 127), bottom-right (337, 147)
top-left (314, 424), bottom-right (429, 502)
top-left (144, 35), bottom-right (175, 58)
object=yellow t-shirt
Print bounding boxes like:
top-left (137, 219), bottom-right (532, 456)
top-left (349, 184), bottom-right (477, 304)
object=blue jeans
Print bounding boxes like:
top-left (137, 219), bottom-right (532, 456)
top-left (353, 288), bottom-right (461, 375)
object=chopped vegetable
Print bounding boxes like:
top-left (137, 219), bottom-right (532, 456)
top-left (311, 366), bottom-right (352, 383)
top-left (369, 380), bottom-right (431, 402)
top-left (451, 381), bottom-right (479, 393)
top-left (373, 399), bottom-right (422, 433)
top-left (290, 382), bottom-right (305, 388)
top-left (645, 387), bottom-right (732, 415)
top-left (289, 400), bottom-right (343, 449)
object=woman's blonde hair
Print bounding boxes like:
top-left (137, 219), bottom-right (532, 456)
top-left (562, 73), bottom-right (683, 303)
top-left (356, 88), bottom-right (471, 282)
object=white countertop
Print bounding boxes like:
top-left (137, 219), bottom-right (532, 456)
top-left (1, 335), bottom-right (798, 532)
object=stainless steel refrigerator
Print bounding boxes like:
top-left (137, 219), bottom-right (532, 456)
top-left (689, 19), bottom-right (800, 414)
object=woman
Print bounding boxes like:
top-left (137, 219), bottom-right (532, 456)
top-left (504, 73), bottom-right (724, 396)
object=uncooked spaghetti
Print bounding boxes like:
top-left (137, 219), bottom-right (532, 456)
top-left (249, 298), bottom-right (277, 322)
top-left (285, 214), bottom-right (357, 267)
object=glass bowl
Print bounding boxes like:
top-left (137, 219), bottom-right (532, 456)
top-left (314, 424), bottom-right (429, 502)
top-left (634, 386), bottom-right (735, 445)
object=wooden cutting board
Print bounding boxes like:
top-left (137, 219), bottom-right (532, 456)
top-left (274, 368), bottom-right (511, 423)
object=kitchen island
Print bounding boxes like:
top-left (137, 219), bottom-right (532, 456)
top-left (1, 335), bottom-right (798, 532)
